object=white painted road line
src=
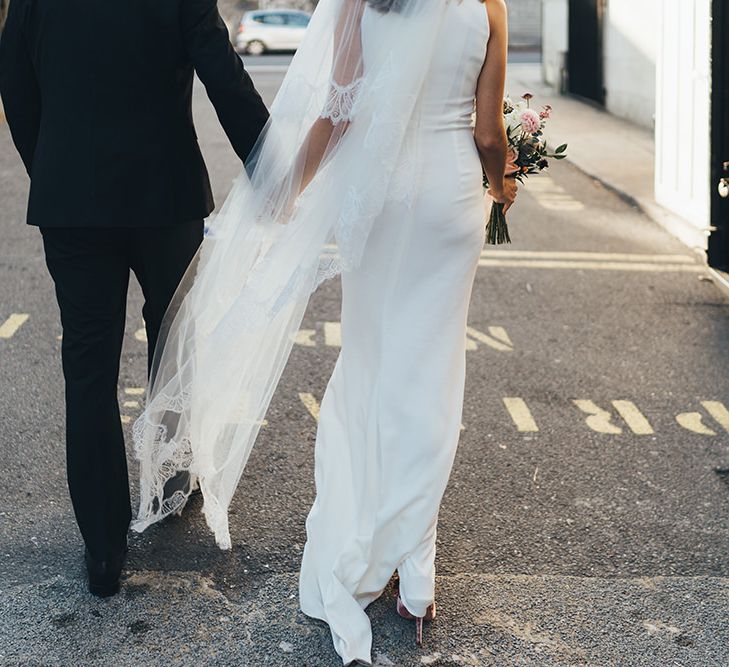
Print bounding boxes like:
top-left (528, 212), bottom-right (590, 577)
top-left (0, 314), bottom-right (29, 339)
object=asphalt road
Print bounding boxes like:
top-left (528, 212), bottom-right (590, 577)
top-left (1, 64), bottom-right (729, 667)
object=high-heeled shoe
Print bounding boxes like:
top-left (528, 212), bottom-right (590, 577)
top-left (396, 593), bottom-right (436, 646)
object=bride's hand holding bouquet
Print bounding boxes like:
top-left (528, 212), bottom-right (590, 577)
top-left (483, 92), bottom-right (568, 244)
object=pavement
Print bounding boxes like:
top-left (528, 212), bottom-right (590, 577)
top-left (1, 56), bottom-right (729, 667)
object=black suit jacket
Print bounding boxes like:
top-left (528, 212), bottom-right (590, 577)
top-left (0, 0), bottom-right (269, 227)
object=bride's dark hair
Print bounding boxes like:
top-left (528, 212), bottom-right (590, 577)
top-left (366, 0), bottom-right (406, 14)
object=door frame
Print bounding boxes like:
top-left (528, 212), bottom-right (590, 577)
top-left (709, 0), bottom-right (729, 269)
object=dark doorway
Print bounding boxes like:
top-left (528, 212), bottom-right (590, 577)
top-left (709, 0), bottom-right (729, 270)
top-left (567, 0), bottom-right (606, 105)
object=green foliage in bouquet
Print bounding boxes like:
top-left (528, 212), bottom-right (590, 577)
top-left (483, 93), bottom-right (568, 244)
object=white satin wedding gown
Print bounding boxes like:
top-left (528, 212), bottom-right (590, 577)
top-left (298, 1), bottom-right (490, 664)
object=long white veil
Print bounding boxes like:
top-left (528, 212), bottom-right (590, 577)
top-left (133, 0), bottom-right (450, 549)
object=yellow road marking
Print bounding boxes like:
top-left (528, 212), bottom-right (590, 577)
top-left (324, 322), bottom-right (342, 348)
top-left (612, 400), bottom-right (654, 435)
top-left (121, 415), bottom-right (132, 424)
top-left (524, 179), bottom-right (566, 192)
top-left (134, 327), bottom-right (148, 342)
top-left (480, 250), bottom-right (696, 263)
top-left (502, 397), bottom-right (539, 432)
top-left (676, 412), bottom-right (717, 435)
top-left (525, 175), bottom-right (585, 211)
top-left (488, 327), bottom-right (513, 346)
top-left (478, 259), bottom-right (704, 273)
top-left (299, 392), bottom-right (321, 422)
top-left (538, 199), bottom-right (586, 211)
top-left (574, 400), bottom-right (622, 434)
top-left (467, 326), bottom-right (513, 352)
top-left (0, 314), bottom-right (29, 339)
top-left (294, 323), bottom-right (512, 351)
top-left (123, 400), bottom-right (140, 409)
top-left (228, 408), bottom-right (269, 427)
top-left (294, 329), bottom-right (316, 347)
top-left (702, 401), bottom-right (729, 433)
top-left (288, 394), bottom-right (726, 436)
top-left (125, 387), bottom-right (145, 396)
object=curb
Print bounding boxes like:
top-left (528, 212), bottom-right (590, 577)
top-left (709, 267), bottom-right (729, 296)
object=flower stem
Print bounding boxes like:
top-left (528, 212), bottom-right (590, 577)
top-left (485, 201), bottom-right (511, 245)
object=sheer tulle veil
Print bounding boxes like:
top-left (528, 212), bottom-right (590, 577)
top-left (133, 0), bottom-right (451, 548)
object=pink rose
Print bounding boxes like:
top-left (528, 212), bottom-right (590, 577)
top-left (520, 109), bottom-right (540, 134)
top-left (539, 105), bottom-right (552, 120)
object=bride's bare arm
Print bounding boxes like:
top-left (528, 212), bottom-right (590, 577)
top-left (474, 0), bottom-right (517, 212)
top-left (298, 0), bottom-right (365, 192)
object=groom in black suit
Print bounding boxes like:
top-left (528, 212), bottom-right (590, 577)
top-left (0, 0), bottom-right (269, 596)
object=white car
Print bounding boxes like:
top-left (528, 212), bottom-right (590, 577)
top-left (235, 10), bottom-right (311, 55)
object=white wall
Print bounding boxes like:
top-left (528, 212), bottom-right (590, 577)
top-left (539, 0), bottom-right (712, 248)
top-left (541, 0), bottom-right (568, 90)
top-left (655, 0), bottom-right (712, 246)
top-left (603, 0), bottom-right (658, 129)
top-left (540, 0), bottom-right (657, 127)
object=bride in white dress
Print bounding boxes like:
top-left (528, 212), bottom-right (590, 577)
top-left (299, 0), bottom-right (516, 663)
top-left (132, 0), bottom-right (515, 664)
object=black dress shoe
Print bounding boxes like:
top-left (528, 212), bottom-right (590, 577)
top-left (84, 547), bottom-right (127, 598)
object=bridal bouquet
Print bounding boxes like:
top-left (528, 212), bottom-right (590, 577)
top-left (483, 93), bottom-right (568, 244)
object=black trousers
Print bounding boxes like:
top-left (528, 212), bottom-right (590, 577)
top-left (40, 222), bottom-right (204, 560)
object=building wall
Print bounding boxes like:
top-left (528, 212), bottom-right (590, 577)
top-left (541, 0), bottom-right (568, 88)
top-left (540, 0), bottom-right (713, 247)
top-left (603, 0), bottom-right (658, 129)
top-left (541, 0), bottom-right (657, 127)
